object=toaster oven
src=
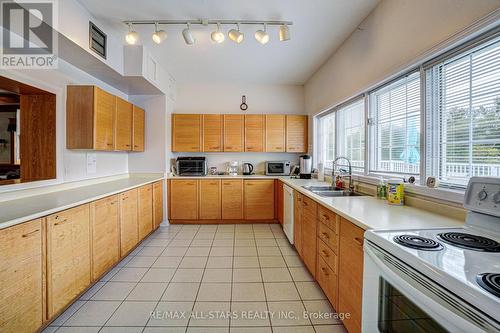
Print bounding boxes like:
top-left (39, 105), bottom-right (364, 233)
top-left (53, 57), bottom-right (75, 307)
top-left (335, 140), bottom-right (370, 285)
top-left (176, 157), bottom-right (208, 176)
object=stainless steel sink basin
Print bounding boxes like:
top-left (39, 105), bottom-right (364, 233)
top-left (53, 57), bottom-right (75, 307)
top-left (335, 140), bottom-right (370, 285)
top-left (302, 185), bottom-right (339, 191)
top-left (302, 185), bottom-right (365, 197)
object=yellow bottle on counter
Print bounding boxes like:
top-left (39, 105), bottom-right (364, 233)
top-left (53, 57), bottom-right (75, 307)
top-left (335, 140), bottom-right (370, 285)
top-left (387, 179), bottom-right (404, 205)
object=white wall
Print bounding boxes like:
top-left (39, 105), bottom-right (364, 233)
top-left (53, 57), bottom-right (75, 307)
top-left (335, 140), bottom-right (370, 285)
top-left (173, 83), bottom-right (306, 173)
top-left (304, 0), bottom-right (500, 116)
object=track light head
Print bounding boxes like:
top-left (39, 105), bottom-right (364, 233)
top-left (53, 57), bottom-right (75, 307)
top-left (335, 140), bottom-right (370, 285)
top-left (279, 24), bottom-right (290, 41)
top-left (125, 23), bottom-right (139, 45)
top-left (255, 23), bottom-right (269, 44)
top-left (182, 23), bottom-right (195, 45)
top-left (228, 23), bottom-right (243, 44)
top-left (152, 22), bottom-right (167, 44)
top-left (211, 23), bottom-right (225, 43)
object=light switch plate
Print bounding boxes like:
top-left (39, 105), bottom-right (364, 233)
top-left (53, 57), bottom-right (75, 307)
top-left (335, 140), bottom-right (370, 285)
top-left (86, 153), bottom-right (97, 174)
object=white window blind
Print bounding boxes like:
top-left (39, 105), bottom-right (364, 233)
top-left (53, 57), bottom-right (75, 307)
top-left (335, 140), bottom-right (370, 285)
top-left (336, 99), bottom-right (365, 172)
top-left (369, 72), bottom-right (421, 175)
top-left (426, 36), bottom-right (500, 187)
top-left (317, 112), bottom-right (335, 170)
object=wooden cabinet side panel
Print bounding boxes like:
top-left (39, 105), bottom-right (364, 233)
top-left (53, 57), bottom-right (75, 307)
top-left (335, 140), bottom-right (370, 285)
top-left (93, 87), bottom-right (116, 151)
top-left (138, 184), bottom-right (153, 240)
top-left (223, 115), bottom-right (244, 152)
top-left (301, 197), bottom-right (317, 277)
top-left (244, 114), bottom-right (265, 152)
top-left (286, 115), bottom-right (308, 153)
top-left (66, 86), bottom-right (94, 149)
top-left (0, 219), bottom-right (43, 332)
top-left (169, 180), bottom-right (199, 220)
top-left (293, 192), bottom-right (302, 256)
top-left (153, 181), bottom-right (164, 229)
top-left (199, 179), bottom-right (222, 220)
top-left (115, 97), bottom-right (133, 151)
top-left (244, 180), bottom-right (275, 220)
top-left (202, 114), bottom-right (223, 152)
top-left (119, 189), bottom-right (139, 256)
top-left (133, 106), bottom-right (145, 151)
top-left (265, 115), bottom-right (286, 152)
top-left (221, 180), bottom-right (243, 220)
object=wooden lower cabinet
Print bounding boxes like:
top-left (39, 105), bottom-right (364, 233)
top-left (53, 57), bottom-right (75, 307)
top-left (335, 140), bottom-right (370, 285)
top-left (90, 196), bottom-right (120, 281)
top-left (47, 204), bottom-right (91, 318)
top-left (317, 255), bottom-right (338, 309)
top-left (153, 180), bottom-right (164, 229)
top-left (301, 195), bottom-right (317, 276)
top-left (169, 179), bottom-right (198, 220)
top-left (244, 179), bottom-right (275, 220)
top-left (199, 179), bottom-right (221, 220)
top-left (0, 219), bottom-right (43, 333)
top-left (138, 184), bottom-right (153, 240)
top-left (339, 217), bottom-right (365, 333)
top-left (293, 191), bottom-right (303, 257)
top-left (120, 189), bottom-right (139, 256)
top-left (222, 179), bottom-right (243, 220)
top-left (276, 180), bottom-right (284, 224)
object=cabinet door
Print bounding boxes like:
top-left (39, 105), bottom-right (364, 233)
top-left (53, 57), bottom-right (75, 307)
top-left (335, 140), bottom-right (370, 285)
top-left (115, 97), bottom-right (133, 151)
top-left (276, 180), bottom-right (284, 224)
top-left (286, 115), bottom-right (308, 152)
top-left (169, 180), bottom-right (198, 220)
top-left (94, 87), bottom-right (116, 151)
top-left (244, 115), bottom-right (264, 152)
top-left (339, 218), bottom-right (365, 333)
top-left (301, 196), bottom-right (317, 276)
top-left (199, 179), bottom-right (221, 220)
top-left (172, 114), bottom-right (201, 152)
top-left (222, 179), bottom-right (243, 220)
top-left (90, 196), bottom-right (119, 281)
top-left (265, 115), bottom-right (285, 152)
top-left (132, 106), bottom-right (145, 152)
top-left (202, 114), bottom-right (222, 152)
top-left (244, 179), bottom-right (275, 220)
top-left (138, 184), bottom-right (153, 240)
top-left (119, 189), bottom-right (139, 256)
top-left (223, 114), bottom-right (244, 152)
top-left (0, 219), bottom-right (43, 332)
top-left (317, 255), bottom-right (338, 309)
top-left (153, 181), bottom-right (164, 229)
top-left (293, 192), bottom-right (303, 256)
top-left (47, 205), bottom-right (91, 317)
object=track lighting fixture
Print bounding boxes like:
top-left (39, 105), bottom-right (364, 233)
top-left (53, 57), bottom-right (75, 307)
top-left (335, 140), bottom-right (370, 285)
top-left (152, 22), bottom-right (167, 44)
top-left (279, 24), bottom-right (290, 41)
top-left (125, 23), bottom-right (139, 45)
top-left (211, 23), bottom-right (225, 43)
top-left (182, 23), bottom-right (195, 45)
top-left (228, 23), bottom-right (244, 44)
top-left (255, 24), bottom-right (269, 44)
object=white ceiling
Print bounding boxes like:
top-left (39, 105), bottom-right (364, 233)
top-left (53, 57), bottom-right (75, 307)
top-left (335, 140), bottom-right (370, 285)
top-left (78, 0), bottom-right (379, 85)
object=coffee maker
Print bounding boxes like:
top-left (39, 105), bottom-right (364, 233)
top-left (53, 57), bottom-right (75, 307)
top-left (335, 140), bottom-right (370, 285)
top-left (299, 155), bottom-right (312, 179)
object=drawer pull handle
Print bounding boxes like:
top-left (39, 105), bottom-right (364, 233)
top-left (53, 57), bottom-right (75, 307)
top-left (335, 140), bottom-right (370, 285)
top-left (321, 250), bottom-right (329, 257)
top-left (322, 214), bottom-right (329, 220)
top-left (322, 232), bottom-right (329, 239)
top-left (54, 218), bottom-right (68, 226)
top-left (225, 146), bottom-right (233, 149)
top-left (354, 237), bottom-right (363, 246)
top-left (22, 229), bottom-right (40, 238)
top-left (321, 267), bottom-right (329, 276)
top-left (303, 201), bottom-right (308, 206)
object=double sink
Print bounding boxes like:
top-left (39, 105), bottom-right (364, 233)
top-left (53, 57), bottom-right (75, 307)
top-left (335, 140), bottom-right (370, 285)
top-left (302, 185), bottom-right (365, 197)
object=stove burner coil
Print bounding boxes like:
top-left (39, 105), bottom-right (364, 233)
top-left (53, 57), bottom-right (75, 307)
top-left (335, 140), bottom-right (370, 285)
top-left (476, 273), bottom-right (500, 298)
top-left (393, 235), bottom-right (443, 251)
top-left (438, 232), bottom-right (500, 252)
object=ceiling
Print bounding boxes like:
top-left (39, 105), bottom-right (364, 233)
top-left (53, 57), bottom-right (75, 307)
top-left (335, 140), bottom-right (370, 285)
top-left (77, 0), bottom-right (379, 85)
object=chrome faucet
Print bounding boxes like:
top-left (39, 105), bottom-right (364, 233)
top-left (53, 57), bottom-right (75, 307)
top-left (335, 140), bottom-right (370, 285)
top-left (332, 156), bottom-right (354, 193)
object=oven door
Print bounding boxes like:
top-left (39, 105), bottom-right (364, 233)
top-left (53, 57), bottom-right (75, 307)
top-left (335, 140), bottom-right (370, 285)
top-left (362, 241), bottom-right (496, 333)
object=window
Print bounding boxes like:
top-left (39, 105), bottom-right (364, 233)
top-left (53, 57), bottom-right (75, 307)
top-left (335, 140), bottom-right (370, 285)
top-left (337, 99), bottom-right (365, 171)
top-left (317, 112), bottom-right (335, 170)
top-left (426, 36), bottom-right (500, 187)
top-left (369, 72), bottom-right (421, 175)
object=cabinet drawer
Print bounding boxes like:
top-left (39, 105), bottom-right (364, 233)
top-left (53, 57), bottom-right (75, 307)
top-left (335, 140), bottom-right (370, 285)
top-left (301, 195), bottom-right (316, 213)
top-left (318, 239), bottom-right (337, 274)
top-left (318, 205), bottom-right (339, 234)
top-left (318, 222), bottom-right (338, 253)
top-left (317, 256), bottom-right (338, 309)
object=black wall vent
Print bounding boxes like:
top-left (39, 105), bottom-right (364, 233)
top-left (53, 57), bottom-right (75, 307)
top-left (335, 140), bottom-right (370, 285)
top-left (89, 22), bottom-right (107, 59)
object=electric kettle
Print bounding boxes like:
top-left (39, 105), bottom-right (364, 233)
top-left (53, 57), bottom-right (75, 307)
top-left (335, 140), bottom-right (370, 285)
top-left (242, 163), bottom-right (254, 175)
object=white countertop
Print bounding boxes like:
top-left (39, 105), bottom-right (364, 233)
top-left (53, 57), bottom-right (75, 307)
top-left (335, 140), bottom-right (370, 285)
top-left (279, 178), bottom-right (464, 231)
top-left (0, 174), bottom-right (164, 230)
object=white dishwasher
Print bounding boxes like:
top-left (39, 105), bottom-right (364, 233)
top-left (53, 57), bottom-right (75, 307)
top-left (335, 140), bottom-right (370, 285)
top-left (283, 184), bottom-right (294, 244)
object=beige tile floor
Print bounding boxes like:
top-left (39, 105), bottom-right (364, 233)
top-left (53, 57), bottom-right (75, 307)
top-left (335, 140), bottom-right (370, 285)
top-left (44, 224), bottom-right (347, 333)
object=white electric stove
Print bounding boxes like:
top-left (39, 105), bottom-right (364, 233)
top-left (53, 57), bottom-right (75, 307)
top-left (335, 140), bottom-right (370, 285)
top-left (362, 177), bottom-right (500, 333)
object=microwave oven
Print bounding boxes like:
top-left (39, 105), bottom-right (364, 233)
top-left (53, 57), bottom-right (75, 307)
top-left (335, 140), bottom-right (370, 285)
top-left (176, 157), bottom-right (208, 176)
top-left (265, 161), bottom-right (291, 176)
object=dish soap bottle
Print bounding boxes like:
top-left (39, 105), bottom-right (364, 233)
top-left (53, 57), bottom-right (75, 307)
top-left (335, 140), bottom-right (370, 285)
top-left (377, 177), bottom-right (387, 200)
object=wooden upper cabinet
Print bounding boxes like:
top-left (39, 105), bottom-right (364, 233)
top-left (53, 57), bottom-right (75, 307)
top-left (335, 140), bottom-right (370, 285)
top-left (221, 179), bottom-right (243, 220)
top-left (199, 179), bottom-right (221, 220)
top-left (0, 219), bottom-right (43, 333)
top-left (339, 218), bottom-right (365, 333)
top-left (286, 115), bottom-right (308, 153)
top-left (132, 106), bottom-right (145, 152)
top-left (244, 115), bottom-right (265, 152)
top-left (153, 181), bottom-right (164, 229)
top-left (265, 115), bottom-right (286, 152)
top-left (115, 97), bottom-right (133, 151)
top-left (46, 204), bottom-right (91, 317)
top-left (90, 196), bottom-right (120, 281)
top-left (172, 114), bottom-right (202, 152)
top-left (138, 184), bottom-right (153, 240)
top-left (67, 85), bottom-right (116, 150)
top-left (169, 179), bottom-right (198, 220)
top-left (202, 114), bottom-right (223, 152)
top-left (244, 179), bottom-right (275, 220)
top-left (223, 114), bottom-right (244, 152)
top-left (119, 189), bottom-right (139, 256)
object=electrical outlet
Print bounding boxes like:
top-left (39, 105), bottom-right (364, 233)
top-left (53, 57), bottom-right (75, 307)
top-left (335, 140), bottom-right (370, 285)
top-left (86, 153), bottom-right (97, 174)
